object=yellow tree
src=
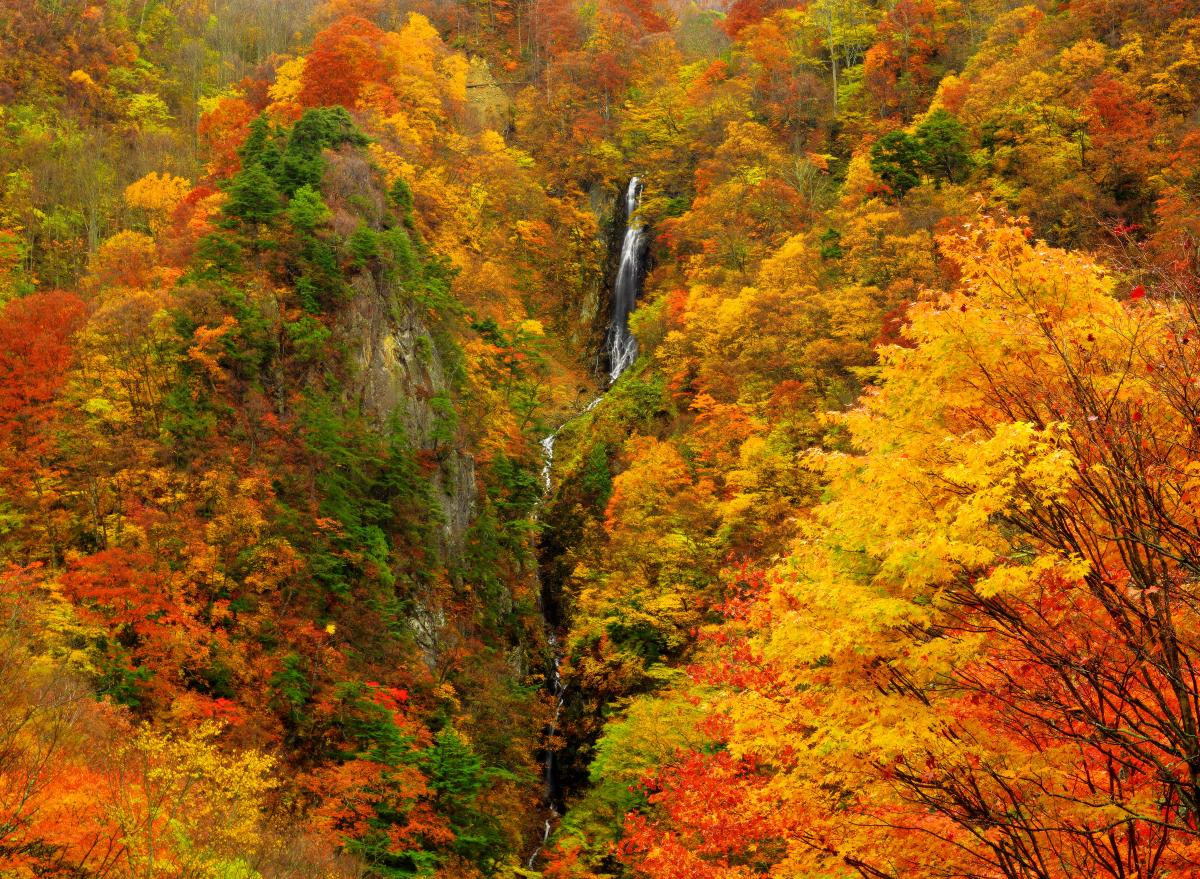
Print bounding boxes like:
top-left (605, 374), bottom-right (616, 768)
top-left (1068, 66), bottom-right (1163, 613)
top-left (106, 722), bottom-right (278, 879)
top-left (625, 216), bottom-right (1200, 878)
top-left (124, 173), bottom-right (191, 233)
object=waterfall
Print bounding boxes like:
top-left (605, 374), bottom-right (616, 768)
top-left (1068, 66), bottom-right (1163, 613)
top-left (539, 433), bottom-right (556, 493)
top-left (607, 176), bottom-right (645, 384)
top-left (528, 393), bottom-right (604, 867)
top-left (528, 177), bottom-right (647, 865)
top-left (538, 396), bottom-right (600, 495)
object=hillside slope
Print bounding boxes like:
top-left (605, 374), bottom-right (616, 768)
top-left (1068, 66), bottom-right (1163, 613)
top-left (5, 1), bottom-right (1200, 879)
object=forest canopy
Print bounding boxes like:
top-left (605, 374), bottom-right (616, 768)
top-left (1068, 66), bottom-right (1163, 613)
top-left (3, 1), bottom-right (1200, 878)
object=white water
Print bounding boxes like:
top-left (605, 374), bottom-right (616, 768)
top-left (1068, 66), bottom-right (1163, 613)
top-left (539, 396), bottom-right (601, 494)
top-left (539, 433), bottom-right (556, 493)
top-left (527, 815), bottom-right (556, 868)
top-left (528, 393), bottom-right (604, 866)
top-left (607, 177), bottom-right (645, 384)
top-left (528, 178), bottom-right (647, 864)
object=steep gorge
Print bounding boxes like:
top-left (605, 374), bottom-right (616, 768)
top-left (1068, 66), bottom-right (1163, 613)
top-left (8, 1), bottom-right (1200, 878)
top-left (529, 175), bottom-right (648, 862)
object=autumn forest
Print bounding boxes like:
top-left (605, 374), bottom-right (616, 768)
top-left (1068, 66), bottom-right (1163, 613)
top-left (5, 0), bottom-right (1200, 877)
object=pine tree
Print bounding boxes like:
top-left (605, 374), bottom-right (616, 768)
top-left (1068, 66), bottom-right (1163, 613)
top-left (225, 162), bottom-right (282, 227)
top-left (286, 184), bottom-right (332, 232)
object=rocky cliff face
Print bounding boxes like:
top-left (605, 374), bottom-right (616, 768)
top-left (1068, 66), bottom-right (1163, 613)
top-left (340, 271), bottom-right (477, 559)
top-left (315, 145), bottom-right (479, 565)
top-left (466, 57), bottom-right (511, 135)
top-left (325, 157), bottom-right (624, 571)
top-left (583, 182), bottom-right (622, 376)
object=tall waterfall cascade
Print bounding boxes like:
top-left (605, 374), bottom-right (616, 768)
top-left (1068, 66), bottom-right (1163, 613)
top-left (607, 176), bottom-right (645, 384)
top-left (529, 177), bottom-right (647, 865)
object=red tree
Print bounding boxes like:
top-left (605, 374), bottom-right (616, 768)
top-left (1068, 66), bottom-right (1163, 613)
top-left (0, 290), bottom-right (86, 470)
top-left (298, 15), bottom-right (390, 110)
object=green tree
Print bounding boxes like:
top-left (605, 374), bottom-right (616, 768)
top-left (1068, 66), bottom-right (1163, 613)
top-left (869, 130), bottom-right (929, 198)
top-left (916, 109), bottom-right (972, 185)
top-left (276, 107), bottom-right (368, 196)
top-left (287, 184), bottom-right (332, 232)
top-left (225, 163), bottom-right (282, 226)
top-left (348, 224), bottom-right (379, 268)
top-left (238, 114), bottom-right (281, 174)
top-left (390, 178), bottom-right (415, 225)
top-left (424, 727), bottom-right (509, 869)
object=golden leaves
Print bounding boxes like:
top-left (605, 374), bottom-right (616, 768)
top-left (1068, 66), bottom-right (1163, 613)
top-left (112, 722), bottom-right (279, 877)
top-left (124, 172), bottom-right (191, 231)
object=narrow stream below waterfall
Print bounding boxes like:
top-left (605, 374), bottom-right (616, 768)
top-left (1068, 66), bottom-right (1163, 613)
top-left (527, 176), bottom-right (646, 866)
top-left (527, 629), bottom-right (565, 867)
